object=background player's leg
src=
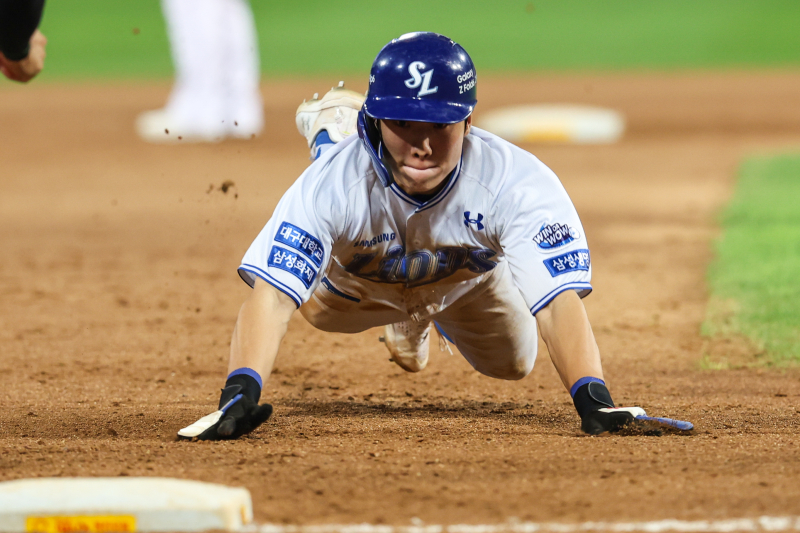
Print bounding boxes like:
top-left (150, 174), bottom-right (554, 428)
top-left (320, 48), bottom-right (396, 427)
top-left (165, 0), bottom-right (225, 133)
top-left (220, 0), bottom-right (263, 138)
top-left (434, 262), bottom-right (539, 380)
top-left (137, 0), bottom-right (227, 142)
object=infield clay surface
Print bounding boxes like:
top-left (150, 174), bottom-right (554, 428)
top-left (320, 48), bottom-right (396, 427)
top-left (1, 72), bottom-right (799, 525)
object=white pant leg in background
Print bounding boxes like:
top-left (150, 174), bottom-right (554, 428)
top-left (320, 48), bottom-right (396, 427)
top-left (161, 0), bottom-right (225, 134)
top-left (219, 0), bottom-right (264, 137)
top-left (157, 0), bottom-right (263, 138)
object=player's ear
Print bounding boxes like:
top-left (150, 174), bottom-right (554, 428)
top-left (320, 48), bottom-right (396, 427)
top-left (464, 115), bottom-right (472, 136)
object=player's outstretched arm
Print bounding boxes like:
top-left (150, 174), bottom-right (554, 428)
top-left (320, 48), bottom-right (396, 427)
top-left (536, 290), bottom-right (604, 388)
top-left (178, 278), bottom-right (296, 440)
top-left (536, 290), bottom-right (636, 435)
top-left (228, 278), bottom-right (296, 378)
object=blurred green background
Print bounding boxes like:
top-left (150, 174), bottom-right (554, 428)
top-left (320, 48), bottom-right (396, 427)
top-left (704, 154), bottom-right (800, 366)
top-left (37, 0), bottom-right (800, 80)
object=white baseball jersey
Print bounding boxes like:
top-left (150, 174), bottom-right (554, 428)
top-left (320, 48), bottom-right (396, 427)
top-left (238, 127), bottom-right (592, 322)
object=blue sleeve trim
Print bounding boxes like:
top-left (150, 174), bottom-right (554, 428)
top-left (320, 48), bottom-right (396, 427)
top-left (237, 265), bottom-right (302, 308)
top-left (228, 367), bottom-right (263, 389)
top-left (529, 282), bottom-right (593, 315)
top-left (570, 376), bottom-right (606, 398)
top-left (321, 277), bottom-right (361, 302)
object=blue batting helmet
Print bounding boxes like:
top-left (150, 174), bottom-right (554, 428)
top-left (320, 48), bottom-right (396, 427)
top-left (363, 32), bottom-right (477, 124)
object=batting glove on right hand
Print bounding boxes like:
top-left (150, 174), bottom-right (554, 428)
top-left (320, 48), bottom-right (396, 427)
top-left (178, 376), bottom-right (273, 441)
top-left (573, 381), bottom-right (641, 435)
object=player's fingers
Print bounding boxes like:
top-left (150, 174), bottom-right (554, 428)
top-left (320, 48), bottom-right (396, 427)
top-left (177, 409), bottom-right (223, 439)
top-left (605, 411), bottom-right (637, 432)
top-left (216, 415), bottom-right (238, 437)
top-left (250, 404), bottom-right (274, 427)
top-left (582, 409), bottom-right (636, 435)
top-left (0, 64), bottom-right (19, 82)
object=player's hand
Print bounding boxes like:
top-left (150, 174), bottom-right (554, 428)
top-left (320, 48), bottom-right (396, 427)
top-left (580, 406), bottom-right (642, 435)
top-left (0, 30), bottom-right (48, 83)
top-left (177, 383), bottom-right (273, 440)
top-left (572, 380), bottom-right (651, 435)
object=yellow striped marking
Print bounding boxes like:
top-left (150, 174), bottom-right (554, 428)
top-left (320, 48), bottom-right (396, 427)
top-left (25, 515), bottom-right (136, 533)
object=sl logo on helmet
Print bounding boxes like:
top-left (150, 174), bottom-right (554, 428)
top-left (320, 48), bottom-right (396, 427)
top-left (405, 61), bottom-right (438, 97)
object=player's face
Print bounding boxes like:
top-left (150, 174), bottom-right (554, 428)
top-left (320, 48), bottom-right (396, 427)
top-left (380, 117), bottom-right (472, 195)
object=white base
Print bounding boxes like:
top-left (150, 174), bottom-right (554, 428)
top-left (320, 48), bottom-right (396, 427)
top-left (0, 477), bottom-right (252, 532)
top-left (135, 109), bottom-right (262, 144)
top-left (476, 105), bottom-right (625, 144)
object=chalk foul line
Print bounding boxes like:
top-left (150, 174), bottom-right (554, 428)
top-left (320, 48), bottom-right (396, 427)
top-left (246, 517), bottom-right (800, 533)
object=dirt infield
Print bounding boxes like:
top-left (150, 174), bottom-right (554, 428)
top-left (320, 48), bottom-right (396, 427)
top-left (2, 71), bottom-right (800, 525)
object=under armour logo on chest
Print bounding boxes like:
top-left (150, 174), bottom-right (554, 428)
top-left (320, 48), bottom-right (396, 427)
top-left (405, 61), bottom-right (438, 97)
top-left (464, 211), bottom-right (484, 230)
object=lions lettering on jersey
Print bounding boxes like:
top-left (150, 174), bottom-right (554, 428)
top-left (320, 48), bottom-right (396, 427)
top-left (344, 245), bottom-right (496, 288)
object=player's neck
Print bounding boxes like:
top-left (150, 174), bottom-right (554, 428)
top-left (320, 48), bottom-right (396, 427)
top-left (394, 167), bottom-right (454, 201)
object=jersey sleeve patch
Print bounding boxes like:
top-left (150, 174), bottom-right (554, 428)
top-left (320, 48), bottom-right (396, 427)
top-left (543, 249), bottom-right (590, 277)
top-left (275, 221), bottom-right (324, 267)
top-left (268, 245), bottom-right (318, 288)
top-left (533, 222), bottom-right (580, 251)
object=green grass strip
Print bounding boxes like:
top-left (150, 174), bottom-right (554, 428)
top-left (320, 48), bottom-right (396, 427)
top-left (704, 154), bottom-right (800, 366)
top-left (29, 0), bottom-right (800, 81)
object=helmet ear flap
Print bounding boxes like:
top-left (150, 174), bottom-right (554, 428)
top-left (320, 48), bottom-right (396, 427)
top-left (357, 110), bottom-right (393, 188)
top-left (372, 118), bottom-right (382, 141)
top-left (363, 116), bottom-right (381, 146)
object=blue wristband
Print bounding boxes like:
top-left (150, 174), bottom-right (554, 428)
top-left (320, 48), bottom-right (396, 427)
top-left (570, 376), bottom-right (606, 398)
top-left (227, 367), bottom-right (263, 390)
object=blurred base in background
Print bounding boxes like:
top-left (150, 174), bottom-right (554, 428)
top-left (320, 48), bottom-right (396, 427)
top-left (477, 104), bottom-right (625, 144)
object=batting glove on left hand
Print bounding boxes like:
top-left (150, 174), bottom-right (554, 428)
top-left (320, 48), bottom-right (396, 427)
top-left (178, 377), bottom-right (273, 441)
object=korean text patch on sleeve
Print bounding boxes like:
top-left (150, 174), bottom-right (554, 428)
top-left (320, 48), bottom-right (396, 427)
top-left (275, 222), bottom-right (324, 267)
top-left (543, 249), bottom-right (590, 277)
top-left (267, 245), bottom-right (318, 288)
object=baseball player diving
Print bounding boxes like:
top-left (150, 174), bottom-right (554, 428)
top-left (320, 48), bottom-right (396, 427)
top-left (178, 32), bottom-right (692, 440)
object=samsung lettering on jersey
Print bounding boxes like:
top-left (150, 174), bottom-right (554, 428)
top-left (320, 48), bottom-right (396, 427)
top-left (353, 233), bottom-right (396, 248)
top-left (404, 61), bottom-right (438, 97)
